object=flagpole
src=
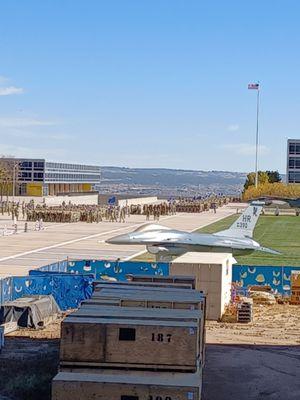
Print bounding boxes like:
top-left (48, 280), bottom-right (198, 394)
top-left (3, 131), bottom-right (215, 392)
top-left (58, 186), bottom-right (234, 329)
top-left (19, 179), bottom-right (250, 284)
top-left (255, 84), bottom-right (260, 188)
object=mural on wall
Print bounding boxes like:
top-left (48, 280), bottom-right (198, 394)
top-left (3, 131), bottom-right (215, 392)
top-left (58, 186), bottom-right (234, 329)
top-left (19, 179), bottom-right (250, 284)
top-left (6, 272), bottom-right (93, 310)
top-left (232, 265), bottom-right (300, 295)
top-left (67, 259), bottom-right (169, 281)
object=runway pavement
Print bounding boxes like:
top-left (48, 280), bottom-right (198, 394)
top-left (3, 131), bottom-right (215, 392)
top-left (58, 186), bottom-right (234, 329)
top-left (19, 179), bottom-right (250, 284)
top-left (0, 203), bottom-right (243, 278)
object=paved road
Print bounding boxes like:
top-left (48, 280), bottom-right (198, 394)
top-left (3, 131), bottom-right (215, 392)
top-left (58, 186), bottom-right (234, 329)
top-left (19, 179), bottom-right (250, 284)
top-left (0, 204), bottom-right (242, 278)
top-left (203, 344), bottom-right (300, 400)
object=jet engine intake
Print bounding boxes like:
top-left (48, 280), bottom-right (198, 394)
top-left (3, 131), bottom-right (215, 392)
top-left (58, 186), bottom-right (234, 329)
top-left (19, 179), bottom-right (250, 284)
top-left (146, 245), bottom-right (186, 256)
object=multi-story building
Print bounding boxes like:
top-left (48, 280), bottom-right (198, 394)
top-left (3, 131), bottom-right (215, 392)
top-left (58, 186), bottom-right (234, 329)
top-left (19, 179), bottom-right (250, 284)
top-left (287, 139), bottom-right (300, 184)
top-left (1, 158), bottom-right (101, 196)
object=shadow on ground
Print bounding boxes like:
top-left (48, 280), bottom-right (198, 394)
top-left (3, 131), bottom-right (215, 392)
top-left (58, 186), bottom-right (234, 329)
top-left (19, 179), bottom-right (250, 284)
top-left (203, 344), bottom-right (300, 400)
top-left (0, 337), bottom-right (59, 400)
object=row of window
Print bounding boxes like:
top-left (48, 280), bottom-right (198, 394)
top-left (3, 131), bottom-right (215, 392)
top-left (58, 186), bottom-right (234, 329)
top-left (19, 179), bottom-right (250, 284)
top-left (288, 157), bottom-right (300, 169)
top-left (44, 173), bottom-right (100, 182)
top-left (288, 172), bottom-right (300, 183)
top-left (288, 143), bottom-right (300, 155)
top-left (45, 162), bottom-right (100, 172)
top-left (20, 161), bottom-right (45, 169)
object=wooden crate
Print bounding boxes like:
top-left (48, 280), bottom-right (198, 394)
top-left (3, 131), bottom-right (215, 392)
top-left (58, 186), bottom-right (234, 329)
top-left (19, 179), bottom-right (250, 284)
top-left (52, 369), bottom-right (202, 400)
top-left (72, 305), bottom-right (205, 367)
top-left (126, 274), bottom-right (196, 289)
top-left (92, 288), bottom-right (205, 311)
top-left (290, 288), bottom-right (300, 304)
top-left (60, 316), bottom-right (199, 371)
top-left (291, 271), bottom-right (300, 287)
top-left (93, 280), bottom-right (193, 290)
top-left (94, 284), bottom-right (195, 293)
top-left (82, 298), bottom-right (121, 306)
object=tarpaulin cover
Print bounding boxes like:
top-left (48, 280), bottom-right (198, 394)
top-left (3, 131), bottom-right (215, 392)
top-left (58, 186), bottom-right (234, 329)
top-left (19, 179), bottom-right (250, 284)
top-left (0, 295), bottom-right (60, 329)
top-left (67, 259), bottom-right (169, 281)
top-left (12, 273), bottom-right (93, 310)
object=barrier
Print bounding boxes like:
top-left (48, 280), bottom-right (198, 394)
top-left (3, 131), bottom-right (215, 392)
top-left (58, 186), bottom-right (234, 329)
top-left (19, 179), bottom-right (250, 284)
top-left (0, 272), bottom-right (93, 310)
top-left (1, 259), bottom-right (300, 308)
top-left (67, 259), bottom-right (169, 281)
top-left (233, 265), bottom-right (300, 295)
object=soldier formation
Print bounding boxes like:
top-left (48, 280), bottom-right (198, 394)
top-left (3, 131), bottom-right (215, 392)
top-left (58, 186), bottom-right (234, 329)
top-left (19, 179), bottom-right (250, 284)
top-left (0, 195), bottom-right (232, 225)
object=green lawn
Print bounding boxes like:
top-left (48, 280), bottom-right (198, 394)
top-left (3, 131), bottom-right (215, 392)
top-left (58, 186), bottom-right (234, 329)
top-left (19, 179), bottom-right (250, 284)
top-left (197, 214), bottom-right (300, 266)
top-left (134, 215), bottom-right (300, 266)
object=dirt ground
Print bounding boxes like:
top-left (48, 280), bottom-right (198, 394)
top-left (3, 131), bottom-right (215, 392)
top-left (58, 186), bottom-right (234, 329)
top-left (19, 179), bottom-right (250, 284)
top-left (1, 304), bottom-right (299, 400)
top-left (206, 304), bottom-right (300, 345)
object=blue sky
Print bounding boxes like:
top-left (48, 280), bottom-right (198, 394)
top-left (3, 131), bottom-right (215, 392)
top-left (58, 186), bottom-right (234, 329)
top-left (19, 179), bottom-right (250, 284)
top-left (0, 1), bottom-right (299, 172)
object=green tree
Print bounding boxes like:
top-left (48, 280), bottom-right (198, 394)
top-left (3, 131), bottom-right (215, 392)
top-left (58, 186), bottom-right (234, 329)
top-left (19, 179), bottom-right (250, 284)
top-left (243, 171), bottom-right (269, 191)
top-left (266, 170), bottom-right (282, 183)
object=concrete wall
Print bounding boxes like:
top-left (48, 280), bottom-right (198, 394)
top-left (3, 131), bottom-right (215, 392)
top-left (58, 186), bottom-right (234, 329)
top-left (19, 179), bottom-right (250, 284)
top-left (118, 197), bottom-right (158, 207)
top-left (4, 194), bottom-right (99, 206)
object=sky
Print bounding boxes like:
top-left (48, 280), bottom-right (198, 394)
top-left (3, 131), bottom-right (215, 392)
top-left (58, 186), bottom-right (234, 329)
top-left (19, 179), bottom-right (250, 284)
top-left (0, 1), bottom-right (300, 173)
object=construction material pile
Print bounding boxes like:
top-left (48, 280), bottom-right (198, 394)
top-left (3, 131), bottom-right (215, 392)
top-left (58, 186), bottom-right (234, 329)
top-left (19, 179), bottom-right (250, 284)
top-left (250, 291), bottom-right (276, 305)
top-left (290, 271), bottom-right (300, 305)
top-left (52, 275), bottom-right (206, 399)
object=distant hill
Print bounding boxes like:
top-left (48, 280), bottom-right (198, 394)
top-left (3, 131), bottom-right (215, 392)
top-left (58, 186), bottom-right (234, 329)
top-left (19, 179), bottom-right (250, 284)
top-left (98, 166), bottom-right (246, 196)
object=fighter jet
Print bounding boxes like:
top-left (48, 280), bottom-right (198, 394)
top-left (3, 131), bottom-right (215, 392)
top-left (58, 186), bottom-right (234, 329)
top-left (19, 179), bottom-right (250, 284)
top-left (106, 203), bottom-right (280, 259)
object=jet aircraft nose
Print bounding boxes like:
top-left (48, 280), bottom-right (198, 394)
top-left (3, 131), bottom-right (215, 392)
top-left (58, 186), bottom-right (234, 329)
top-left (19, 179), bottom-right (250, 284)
top-left (106, 233), bottom-right (131, 245)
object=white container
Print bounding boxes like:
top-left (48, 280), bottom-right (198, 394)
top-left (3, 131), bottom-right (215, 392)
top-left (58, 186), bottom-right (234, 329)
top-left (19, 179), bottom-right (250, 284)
top-left (170, 252), bottom-right (234, 320)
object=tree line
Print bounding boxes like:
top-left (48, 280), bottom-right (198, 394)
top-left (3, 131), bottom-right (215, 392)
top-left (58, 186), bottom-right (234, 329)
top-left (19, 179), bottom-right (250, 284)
top-left (243, 170), bottom-right (300, 200)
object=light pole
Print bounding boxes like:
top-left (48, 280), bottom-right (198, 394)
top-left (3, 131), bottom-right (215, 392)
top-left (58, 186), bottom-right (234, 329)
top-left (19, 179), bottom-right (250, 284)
top-left (248, 82), bottom-right (260, 188)
top-left (12, 162), bottom-right (18, 203)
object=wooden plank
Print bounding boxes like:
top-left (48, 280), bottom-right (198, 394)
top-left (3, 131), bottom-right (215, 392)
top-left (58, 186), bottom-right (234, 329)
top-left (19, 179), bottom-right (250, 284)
top-left (93, 280), bottom-right (193, 290)
top-left (126, 274), bottom-right (196, 289)
top-left (94, 284), bottom-right (196, 293)
top-left (52, 369), bottom-right (202, 400)
top-left (60, 317), bottom-right (199, 371)
top-left (92, 290), bottom-right (204, 310)
top-left (75, 305), bottom-right (201, 320)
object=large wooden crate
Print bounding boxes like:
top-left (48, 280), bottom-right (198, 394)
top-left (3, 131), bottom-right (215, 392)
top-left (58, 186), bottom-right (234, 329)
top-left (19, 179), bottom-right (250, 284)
top-left (126, 274), bottom-right (196, 289)
top-left (92, 288), bottom-right (205, 311)
top-left (52, 369), bottom-right (202, 400)
top-left (70, 305), bottom-right (205, 367)
top-left (60, 316), bottom-right (199, 371)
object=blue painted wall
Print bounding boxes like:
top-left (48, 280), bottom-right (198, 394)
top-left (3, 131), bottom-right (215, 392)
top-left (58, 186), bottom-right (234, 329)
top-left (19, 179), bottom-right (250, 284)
top-left (1, 259), bottom-right (300, 307)
top-left (232, 265), bottom-right (300, 295)
top-left (67, 259), bottom-right (169, 281)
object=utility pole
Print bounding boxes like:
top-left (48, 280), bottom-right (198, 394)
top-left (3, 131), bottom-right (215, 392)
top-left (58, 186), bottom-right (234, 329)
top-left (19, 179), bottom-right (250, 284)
top-left (255, 86), bottom-right (260, 188)
top-left (248, 82), bottom-right (260, 188)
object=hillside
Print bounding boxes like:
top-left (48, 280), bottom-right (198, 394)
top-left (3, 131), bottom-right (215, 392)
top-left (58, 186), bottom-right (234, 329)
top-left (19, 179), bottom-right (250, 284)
top-left (97, 167), bottom-right (246, 197)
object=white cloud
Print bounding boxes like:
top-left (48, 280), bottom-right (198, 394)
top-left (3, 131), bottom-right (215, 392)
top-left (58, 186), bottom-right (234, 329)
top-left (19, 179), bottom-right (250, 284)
top-left (0, 76), bottom-right (9, 84)
top-left (0, 143), bottom-right (67, 159)
top-left (0, 86), bottom-right (24, 96)
top-left (227, 124), bottom-right (239, 132)
top-left (0, 117), bottom-right (55, 127)
top-left (222, 143), bottom-right (269, 156)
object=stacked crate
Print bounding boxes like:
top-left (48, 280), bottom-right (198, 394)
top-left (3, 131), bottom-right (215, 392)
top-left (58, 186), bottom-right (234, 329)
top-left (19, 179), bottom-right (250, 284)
top-left (290, 271), bottom-right (300, 305)
top-left (52, 276), bottom-right (205, 400)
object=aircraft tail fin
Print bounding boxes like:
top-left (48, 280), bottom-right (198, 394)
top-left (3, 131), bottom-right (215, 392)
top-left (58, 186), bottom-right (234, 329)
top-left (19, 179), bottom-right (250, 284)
top-left (214, 202), bottom-right (263, 238)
